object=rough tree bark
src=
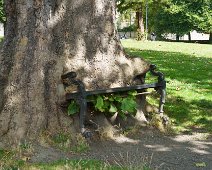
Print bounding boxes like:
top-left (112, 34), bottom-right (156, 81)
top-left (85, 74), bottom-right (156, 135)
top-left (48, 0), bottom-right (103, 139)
top-left (0, 0), bottom-right (149, 147)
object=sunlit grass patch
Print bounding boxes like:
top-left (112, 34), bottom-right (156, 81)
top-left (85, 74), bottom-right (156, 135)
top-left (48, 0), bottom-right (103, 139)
top-left (121, 39), bottom-right (212, 58)
top-left (122, 40), bottom-right (212, 133)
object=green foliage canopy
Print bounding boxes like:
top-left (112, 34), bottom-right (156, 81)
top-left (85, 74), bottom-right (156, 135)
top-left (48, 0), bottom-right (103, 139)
top-left (117, 0), bottom-right (212, 37)
top-left (0, 0), bottom-right (5, 24)
top-left (185, 0), bottom-right (212, 33)
top-left (151, 0), bottom-right (212, 36)
top-left (117, 0), bottom-right (147, 13)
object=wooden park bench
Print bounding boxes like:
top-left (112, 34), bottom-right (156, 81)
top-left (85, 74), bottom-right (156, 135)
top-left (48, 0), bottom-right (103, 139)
top-left (61, 64), bottom-right (166, 138)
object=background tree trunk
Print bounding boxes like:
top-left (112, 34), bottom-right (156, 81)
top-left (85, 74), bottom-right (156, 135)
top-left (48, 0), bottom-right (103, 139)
top-left (0, 0), bottom-right (148, 147)
top-left (176, 34), bottom-right (180, 41)
top-left (135, 7), bottom-right (145, 35)
top-left (188, 32), bottom-right (191, 42)
top-left (209, 32), bottom-right (212, 44)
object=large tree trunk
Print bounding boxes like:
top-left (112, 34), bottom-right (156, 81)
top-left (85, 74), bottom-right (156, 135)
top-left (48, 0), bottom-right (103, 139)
top-left (0, 0), bottom-right (148, 147)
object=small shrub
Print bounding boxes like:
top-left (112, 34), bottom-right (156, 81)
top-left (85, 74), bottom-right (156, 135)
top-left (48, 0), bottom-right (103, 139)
top-left (68, 91), bottom-right (138, 120)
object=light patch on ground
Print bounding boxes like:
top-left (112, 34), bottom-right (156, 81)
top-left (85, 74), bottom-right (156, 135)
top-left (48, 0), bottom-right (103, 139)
top-left (144, 144), bottom-right (172, 152)
top-left (188, 147), bottom-right (211, 155)
top-left (111, 135), bottom-right (140, 144)
top-left (172, 133), bottom-right (210, 142)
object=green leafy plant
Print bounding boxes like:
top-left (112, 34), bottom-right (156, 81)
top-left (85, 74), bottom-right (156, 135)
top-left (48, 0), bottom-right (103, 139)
top-left (67, 91), bottom-right (138, 119)
top-left (68, 100), bottom-right (79, 115)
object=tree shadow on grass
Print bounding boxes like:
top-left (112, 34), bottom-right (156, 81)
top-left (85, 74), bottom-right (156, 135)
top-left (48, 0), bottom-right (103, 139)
top-left (127, 49), bottom-right (212, 88)
top-left (29, 127), bottom-right (212, 170)
top-left (83, 128), bottom-right (212, 170)
top-left (126, 49), bottom-right (212, 132)
top-left (166, 96), bottom-right (212, 133)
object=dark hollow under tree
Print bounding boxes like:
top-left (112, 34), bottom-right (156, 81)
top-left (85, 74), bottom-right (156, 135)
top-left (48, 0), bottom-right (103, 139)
top-left (0, 0), bottom-right (150, 147)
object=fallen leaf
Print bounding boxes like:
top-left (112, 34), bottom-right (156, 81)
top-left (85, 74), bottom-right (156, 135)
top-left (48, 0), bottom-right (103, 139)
top-left (195, 162), bottom-right (206, 167)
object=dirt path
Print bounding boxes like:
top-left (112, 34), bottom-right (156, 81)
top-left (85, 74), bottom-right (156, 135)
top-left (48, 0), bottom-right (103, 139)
top-left (31, 128), bottom-right (212, 170)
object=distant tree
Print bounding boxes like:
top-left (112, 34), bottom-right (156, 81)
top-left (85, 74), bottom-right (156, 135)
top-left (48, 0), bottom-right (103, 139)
top-left (185, 0), bottom-right (212, 43)
top-left (151, 0), bottom-right (212, 42)
top-left (152, 0), bottom-right (193, 41)
top-left (117, 0), bottom-right (150, 37)
top-left (117, 0), bottom-right (211, 42)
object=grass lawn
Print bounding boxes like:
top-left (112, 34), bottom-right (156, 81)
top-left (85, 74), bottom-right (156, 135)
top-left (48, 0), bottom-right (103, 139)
top-left (122, 39), bottom-right (212, 133)
top-left (0, 153), bottom-right (149, 170)
top-left (0, 151), bottom-right (122, 170)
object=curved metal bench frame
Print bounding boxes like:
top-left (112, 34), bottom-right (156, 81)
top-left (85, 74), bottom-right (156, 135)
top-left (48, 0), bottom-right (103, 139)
top-left (61, 64), bottom-right (166, 137)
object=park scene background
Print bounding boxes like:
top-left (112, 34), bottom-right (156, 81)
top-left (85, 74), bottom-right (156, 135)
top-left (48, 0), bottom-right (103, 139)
top-left (0, 0), bottom-right (211, 169)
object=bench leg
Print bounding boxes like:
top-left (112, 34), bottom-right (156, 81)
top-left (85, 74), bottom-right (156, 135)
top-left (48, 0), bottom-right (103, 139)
top-left (150, 64), bottom-right (168, 124)
top-left (158, 88), bottom-right (166, 116)
top-left (79, 97), bottom-right (86, 134)
top-left (158, 87), bottom-right (169, 125)
top-left (77, 96), bottom-right (92, 138)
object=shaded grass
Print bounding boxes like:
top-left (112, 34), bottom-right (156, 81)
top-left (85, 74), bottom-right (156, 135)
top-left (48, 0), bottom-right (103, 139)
top-left (26, 160), bottom-right (151, 170)
top-left (122, 40), bottom-right (212, 133)
top-left (0, 157), bottom-right (117, 170)
top-left (0, 155), bottom-right (150, 170)
top-left (25, 159), bottom-right (123, 170)
top-left (1, 146), bottom-right (150, 170)
top-left (0, 149), bottom-right (25, 169)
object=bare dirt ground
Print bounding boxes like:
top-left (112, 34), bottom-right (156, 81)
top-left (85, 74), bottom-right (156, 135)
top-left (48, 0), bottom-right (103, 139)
top-left (30, 127), bottom-right (212, 170)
